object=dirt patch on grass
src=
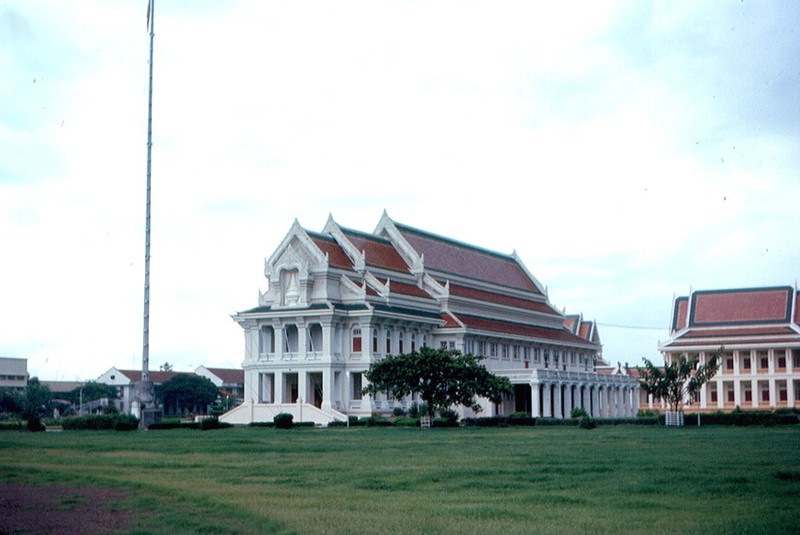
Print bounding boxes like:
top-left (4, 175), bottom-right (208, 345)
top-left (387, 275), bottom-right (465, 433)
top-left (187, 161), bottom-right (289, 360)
top-left (0, 484), bottom-right (135, 534)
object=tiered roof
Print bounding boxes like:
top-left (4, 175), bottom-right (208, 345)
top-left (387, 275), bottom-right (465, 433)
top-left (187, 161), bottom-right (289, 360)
top-left (662, 286), bottom-right (800, 351)
top-left (243, 212), bottom-right (601, 352)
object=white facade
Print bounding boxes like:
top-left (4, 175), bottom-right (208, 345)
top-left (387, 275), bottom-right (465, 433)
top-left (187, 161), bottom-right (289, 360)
top-left (0, 357), bottom-right (27, 391)
top-left (660, 286), bottom-right (800, 412)
top-left (222, 213), bottom-right (638, 425)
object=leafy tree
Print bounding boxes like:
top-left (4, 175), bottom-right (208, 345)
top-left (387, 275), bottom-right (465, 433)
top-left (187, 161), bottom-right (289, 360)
top-left (67, 382), bottom-right (119, 405)
top-left (0, 388), bottom-right (25, 416)
top-left (639, 348), bottom-right (722, 413)
top-left (23, 377), bottom-right (52, 418)
top-left (363, 347), bottom-right (513, 417)
top-left (157, 374), bottom-right (219, 415)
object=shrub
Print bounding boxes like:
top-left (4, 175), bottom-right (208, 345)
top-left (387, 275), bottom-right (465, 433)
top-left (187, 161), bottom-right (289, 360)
top-left (439, 408), bottom-right (459, 424)
top-left (274, 413), bottom-right (294, 429)
top-left (27, 416), bottom-right (45, 432)
top-left (579, 417), bottom-right (596, 430)
top-left (199, 417), bottom-right (233, 431)
top-left (62, 414), bottom-right (139, 431)
top-left (571, 407), bottom-right (589, 418)
top-left (392, 407), bottom-right (406, 417)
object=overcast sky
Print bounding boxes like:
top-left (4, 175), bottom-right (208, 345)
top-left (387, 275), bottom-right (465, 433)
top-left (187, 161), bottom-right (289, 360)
top-left (1, 1), bottom-right (798, 381)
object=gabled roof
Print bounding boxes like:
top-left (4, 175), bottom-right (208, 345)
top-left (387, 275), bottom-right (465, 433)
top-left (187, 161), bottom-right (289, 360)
top-left (688, 286), bottom-right (793, 327)
top-left (452, 313), bottom-right (600, 349)
top-left (447, 284), bottom-right (561, 316)
top-left (308, 232), bottom-right (354, 270)
top-left (393, 222), bottom-right (542, 293)
top-left (202, 368), bottom-right (244, 384)
top-left (663, 285), bottom-right (800, 350)
top-left (116, 370), bottom-right (178, 384)
top-left (340, 228), bottom-right (409, 272)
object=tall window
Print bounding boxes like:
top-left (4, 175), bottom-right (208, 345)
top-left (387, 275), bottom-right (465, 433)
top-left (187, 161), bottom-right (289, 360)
top-left (386, 330), bottom-right (392, 354)
top-left (373, 329), bottom-right (379, 353)
top-left (352, 327), bottom-right (362, 353)
top-left (411, 333), bottom-right (417, 352)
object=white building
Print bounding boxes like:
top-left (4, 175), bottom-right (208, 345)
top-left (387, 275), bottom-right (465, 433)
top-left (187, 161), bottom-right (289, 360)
top-left (221, 213), bottom-right (638, 425)
top-left (660, 285), bottom-right (800, 412)
top-left (0, 357), bottom-right (27, 391)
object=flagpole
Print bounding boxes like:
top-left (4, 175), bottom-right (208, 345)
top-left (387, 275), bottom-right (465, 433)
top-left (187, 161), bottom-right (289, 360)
top-left (138, 0), bottom-right (156, 428)
top-left (143, 0), bottom-right (154, 385)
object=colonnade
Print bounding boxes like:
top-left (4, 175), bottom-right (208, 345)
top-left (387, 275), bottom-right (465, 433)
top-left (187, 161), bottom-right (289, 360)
top-left (522, 370), bottom-right (639, 418)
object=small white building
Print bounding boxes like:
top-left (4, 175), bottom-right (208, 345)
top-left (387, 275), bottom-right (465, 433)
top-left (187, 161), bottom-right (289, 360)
top-left (221, 213), bottom-right (638, 426)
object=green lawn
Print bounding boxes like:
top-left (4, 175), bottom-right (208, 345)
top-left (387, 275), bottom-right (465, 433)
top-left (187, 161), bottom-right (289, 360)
top-left (1, 425), bottom-right (799, 534)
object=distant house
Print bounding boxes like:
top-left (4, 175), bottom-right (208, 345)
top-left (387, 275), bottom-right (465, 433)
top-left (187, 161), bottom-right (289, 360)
top-left (96, 367), bottom-right (178, 415)
top-left (660, 285), bottom-right (800, 412)
top-left (195, 366), bottom-right (244, 398)
top-left (0, 357), bottom-right (27, 391)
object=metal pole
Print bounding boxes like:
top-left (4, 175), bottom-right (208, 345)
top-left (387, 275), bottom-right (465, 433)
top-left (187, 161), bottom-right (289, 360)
top-left (142, 0), bottom-right (155, 385)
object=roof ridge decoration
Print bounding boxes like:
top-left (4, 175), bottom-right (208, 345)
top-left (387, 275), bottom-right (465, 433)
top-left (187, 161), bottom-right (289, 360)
top-left (511, 250), bottom-right (547, 295)
top-left (364, 271), bottom-right (390, 301)
top-left (374, 211), bottom-right (424, 276)
top-left (323, 214), bottom-right (366, 273)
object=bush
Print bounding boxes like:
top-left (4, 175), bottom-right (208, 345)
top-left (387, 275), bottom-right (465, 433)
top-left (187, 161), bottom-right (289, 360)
top-left (274, 413), bottom-right (294, 429)
top-left (62, 414), bottom-right (139, 431)
top-left (392, 407), bottom-right (406, 417)
top-left (408, 402), bottom-right (420, 418)
top-left (571, 407), bottom-right (589, 419)
top-left (439, 408), bottom-right (459, 425)
top-left (579, 417), bottom-right (596, 430)
top-left (27, 416), bottom-right (45, 432)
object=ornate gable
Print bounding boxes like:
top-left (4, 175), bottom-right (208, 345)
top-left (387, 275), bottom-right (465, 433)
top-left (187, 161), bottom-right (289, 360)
top-left (259, 220), bottom-right (330, 308)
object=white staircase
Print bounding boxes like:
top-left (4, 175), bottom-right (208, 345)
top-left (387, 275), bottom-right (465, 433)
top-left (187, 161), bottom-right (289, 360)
top-left (219, 403), bottom-right (347, 426)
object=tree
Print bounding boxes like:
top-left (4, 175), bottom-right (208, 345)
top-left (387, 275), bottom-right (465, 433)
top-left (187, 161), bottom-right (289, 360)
top-left (156, 374), bottom-right (219, 415)
top-left (0, 388), bottom-right (25, 416)
top-left (639, 348), bottom-right (722, 413)
top-left (23, 377), bottom-right (52, 418)
top-left (67, 382), bottom-right (119, 405)
top-left (363, 347), bottom-right (513, 417)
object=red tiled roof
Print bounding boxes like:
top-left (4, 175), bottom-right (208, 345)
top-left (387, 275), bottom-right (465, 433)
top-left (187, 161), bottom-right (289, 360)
top-left (796, 293), bottom-right (800, 324)
top-left (663, 336), bottom-right (800, 348)
top-left (118, 370), bottom-right (178, 384)
top-left (396, 224), bottom-right (540, 293)
top-left (676, 326), bottom-right (798, 339)
top-left (448, 284), bottom-right (560, 316)
top-left (310, 235), bottom-right (353, 270)
top-left (390, 280), bottom-right (433, 299)
top-left (690, 287), bottom-right (792, 325)
top-left (204, 368), bottom-right (244, 384)
top-left (453, 314), bottom-right (599, 347)
top-left (673, 297), bottom-right (689, 332)
top-left (343, 231), bottom-right (409, 272)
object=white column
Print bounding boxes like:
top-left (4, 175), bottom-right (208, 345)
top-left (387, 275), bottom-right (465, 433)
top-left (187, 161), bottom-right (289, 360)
top-left (321, 368), bottom-right (334, 411)
top-left (632, 385), bottom-right (640, 416)
top-left (542, 382), bottom-right (552, 417)
top-left (553, 383), bottom-right (563, 418)
top-left (733, 378), bottom-right (742, 408)
top-left (621, 386), bottom-right (629, 417)
top-left (769, 378), bottom-right (777, 408)
top-left (273, 321), bottom-right (284, 360)
top-left (751, 378), bottom-right (758, 409)
top-left (788, 379), bottom-right (796, 408)
top-left (274, 371), bottom-right (285, 404)
top-left (322, 322), bottom-right (334, 360)
top-left (531, 383), bottom-right (540, 418)
top-left (564, 384), bottom-right (573, 418)
top-left (717, 379), bottom-right (724, 410)
top-left (787, 349), bottom-right (794, 373)
top-left (700, 383), bottom-right (708, 409)
top-left (298, 321), bottom-right (307, 360)
top-left (591, 386), bottom-right (600, 417)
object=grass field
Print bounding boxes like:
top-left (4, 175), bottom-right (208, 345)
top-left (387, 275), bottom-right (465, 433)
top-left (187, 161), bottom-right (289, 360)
top-left (1, 425), bottom-right (799, 534)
